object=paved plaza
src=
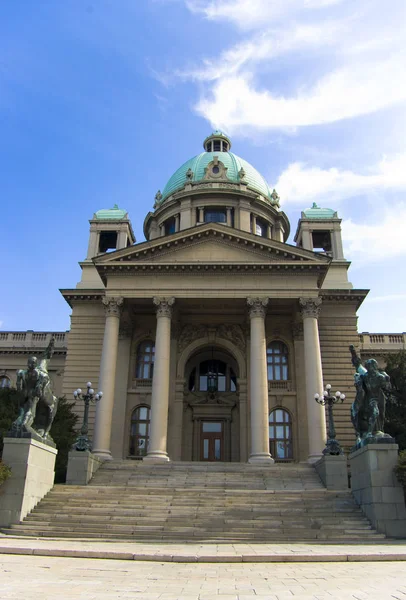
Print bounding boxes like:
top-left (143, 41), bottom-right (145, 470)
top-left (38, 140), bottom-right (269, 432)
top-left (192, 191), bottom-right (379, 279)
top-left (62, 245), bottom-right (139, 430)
top-left (2, 552), bottom-right (406, 600)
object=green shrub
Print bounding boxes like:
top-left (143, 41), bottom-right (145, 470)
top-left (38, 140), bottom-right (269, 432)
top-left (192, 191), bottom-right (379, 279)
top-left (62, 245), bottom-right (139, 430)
top-left (394, 450), bottom-right (406, 488)
top-left (0, 460), bottom-right (11, 486)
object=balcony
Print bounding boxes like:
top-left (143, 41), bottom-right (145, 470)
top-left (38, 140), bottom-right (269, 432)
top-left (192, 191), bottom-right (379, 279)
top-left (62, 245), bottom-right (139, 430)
top-left (359, 332), bottom-right (405, 352)
top-left (268, 380), bottom-right (292, 392)
top-left (0, 331), bottom-right (68, 351)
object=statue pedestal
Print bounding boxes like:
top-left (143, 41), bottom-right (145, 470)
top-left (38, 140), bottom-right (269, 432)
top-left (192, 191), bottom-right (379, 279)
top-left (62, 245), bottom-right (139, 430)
top-left (66, 450), bottom-right (103, 485)
top-left (0, 437), bottom-right (57, 527)
top-left (314, 454), bottom-right (348, 490)
top-left (350, 443), bottom-right (406, 538)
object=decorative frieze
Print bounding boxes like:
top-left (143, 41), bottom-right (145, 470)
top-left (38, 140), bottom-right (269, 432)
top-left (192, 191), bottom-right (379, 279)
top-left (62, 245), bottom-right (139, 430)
top-left (299, 297), bottom-right (322, 319)
top-left (153, 297), bottom-right (175, 318)
top-left (178, 324), bottom-right (208, 354)
top-left (177, 323), bottom-right (246, 354)
top-left (247, 298), bottom-right (269, 319)
top-left (102, 296), bottom-right (123, 317)
top-left (217, 324), bottom-right (246, 351)
top-left (291, 322), bottom-right (304, 341)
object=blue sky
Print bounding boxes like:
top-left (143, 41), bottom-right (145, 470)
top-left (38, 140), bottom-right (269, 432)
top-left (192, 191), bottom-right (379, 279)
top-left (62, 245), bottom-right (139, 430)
top-left (1, 0), bottom-right (405, 333)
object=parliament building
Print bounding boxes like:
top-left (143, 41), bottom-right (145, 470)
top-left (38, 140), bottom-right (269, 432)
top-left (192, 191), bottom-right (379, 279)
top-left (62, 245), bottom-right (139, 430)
top-left (1, 131), bottom-right (404, 464)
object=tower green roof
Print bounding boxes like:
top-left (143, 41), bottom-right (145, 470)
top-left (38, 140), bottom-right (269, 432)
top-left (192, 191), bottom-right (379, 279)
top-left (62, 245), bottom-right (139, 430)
top-left (94, 204), bottom-right (128, 220)
top-left (302, 203), bottom-right (337, 219)
top-left (161, 151), bottom-right (276, 203)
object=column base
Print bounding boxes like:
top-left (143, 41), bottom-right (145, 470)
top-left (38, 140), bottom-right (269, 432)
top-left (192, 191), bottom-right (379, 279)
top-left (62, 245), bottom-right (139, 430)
top-left (248, 453), bottom-right (275, 465)
top-left (143, 451), bottom-right (170, 463)
top-left (91, 449), bottom-right (113, 461)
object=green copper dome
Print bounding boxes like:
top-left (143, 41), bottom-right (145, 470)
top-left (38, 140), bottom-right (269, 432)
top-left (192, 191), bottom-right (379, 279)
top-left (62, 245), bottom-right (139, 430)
top-left (94, 204), bottom-right (128, 220)
top-left (160, 133), bottom-right (278, 205)
top-left (303, 203), bottom-right (337, 219)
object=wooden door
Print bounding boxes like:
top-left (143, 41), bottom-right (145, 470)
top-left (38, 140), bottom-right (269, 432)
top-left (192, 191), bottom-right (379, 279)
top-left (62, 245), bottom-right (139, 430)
top-left (200, 421), bottom-right (224, 461)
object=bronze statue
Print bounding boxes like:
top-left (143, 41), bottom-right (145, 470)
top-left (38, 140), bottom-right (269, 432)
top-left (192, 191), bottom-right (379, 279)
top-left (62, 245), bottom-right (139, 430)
top-left (349, 345), bottom-right (392, 445)
top-left (11, 338), bottom-right (58, 446)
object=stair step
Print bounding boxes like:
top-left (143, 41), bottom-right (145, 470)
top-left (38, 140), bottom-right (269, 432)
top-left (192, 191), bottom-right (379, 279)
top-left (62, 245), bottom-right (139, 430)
top-left (0, 461), bottom-right (385, 543)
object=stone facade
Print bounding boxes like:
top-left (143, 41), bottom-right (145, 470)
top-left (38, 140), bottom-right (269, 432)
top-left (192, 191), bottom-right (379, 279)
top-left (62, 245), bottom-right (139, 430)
top-left (1, 133), bottom-right (405, 464)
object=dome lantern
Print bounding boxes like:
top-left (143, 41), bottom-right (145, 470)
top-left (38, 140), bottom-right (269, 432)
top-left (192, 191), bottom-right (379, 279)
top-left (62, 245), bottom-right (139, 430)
top-left (203, 131), bottom-right (232, 153)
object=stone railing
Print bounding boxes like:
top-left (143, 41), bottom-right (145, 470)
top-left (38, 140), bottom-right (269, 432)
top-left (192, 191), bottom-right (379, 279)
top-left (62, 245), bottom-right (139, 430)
top-left (359, 333), bottom-right (405, 352)
top-left (0, 331), bottom-right (68, 350)
top-left (268, 380), bottom-right (292, 392)
top-left (134, 378), bottom-right (153, 388)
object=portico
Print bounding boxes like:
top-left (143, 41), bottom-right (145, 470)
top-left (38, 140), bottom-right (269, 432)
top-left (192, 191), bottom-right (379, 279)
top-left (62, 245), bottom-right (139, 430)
top-left (60, 132), bottom-right (366, 464)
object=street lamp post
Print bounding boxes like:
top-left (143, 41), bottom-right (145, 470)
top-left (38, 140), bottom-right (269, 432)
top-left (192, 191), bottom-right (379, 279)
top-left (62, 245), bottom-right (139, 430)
top-left (73, 382), bottom-right (103, 451)
top-left (314, 384), bottom-right (345, 455)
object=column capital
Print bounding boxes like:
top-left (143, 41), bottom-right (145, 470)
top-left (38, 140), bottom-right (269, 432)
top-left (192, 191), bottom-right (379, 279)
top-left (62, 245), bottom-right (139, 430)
top-left (153, 297), bottom-right (175, 318)
top-left (299, 297), bottom-right (322, 319)
top-left (102, 296), bottom-right (123, 317)
top-left (247, 297), bottom-right (268, 319)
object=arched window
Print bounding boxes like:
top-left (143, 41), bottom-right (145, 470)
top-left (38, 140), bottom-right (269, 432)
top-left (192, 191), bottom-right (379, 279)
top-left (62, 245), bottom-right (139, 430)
top-left (269, 408), bottom-right (293, 460)
top-left (0, 375), bottom-right (11, 388)
top-left (135, 340), bottom-right (155, 379)
top-left (267, 341), bottom-right (289, 381)
top-left (188, 360), bottom-right (237, 393)
top-left (129, 405), bottom-right (151, 457)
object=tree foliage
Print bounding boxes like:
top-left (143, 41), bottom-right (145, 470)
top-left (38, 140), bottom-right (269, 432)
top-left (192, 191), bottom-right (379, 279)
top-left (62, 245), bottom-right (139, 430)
top-left (384, 350), bottom-right (406, 450)
top-left (0, 388), bottom-right (79, 483)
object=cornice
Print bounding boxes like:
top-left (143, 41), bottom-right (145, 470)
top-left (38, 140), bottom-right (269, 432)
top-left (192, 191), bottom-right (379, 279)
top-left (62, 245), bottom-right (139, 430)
top-left (320, 289), bottom-right (369, 309)
top-left (97, 262), bottom-right (327, 287)
top-left (60, 290), bottom-right (104, 308)
top-left (94, 224), bottom-right (331, 265)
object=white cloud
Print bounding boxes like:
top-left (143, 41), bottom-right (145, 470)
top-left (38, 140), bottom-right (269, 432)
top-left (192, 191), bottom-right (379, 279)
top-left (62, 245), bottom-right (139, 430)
top-left (186, 0), bottom-right (346, 30)
top-left (276, 153), bottom-right (406, 205)
top-left (342, 204), bottom-right (406, 264)
top-left (176, 21), bottom-right (344, 82)
top-left (195, 52), bottom-right (406, 131)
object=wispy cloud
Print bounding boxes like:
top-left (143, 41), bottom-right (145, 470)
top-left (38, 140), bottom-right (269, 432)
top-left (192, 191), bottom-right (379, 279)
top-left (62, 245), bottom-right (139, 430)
top-left (342, 204), bottom-right (406, 265)
top-left (175, 21), bottom-right (345, 82)
top-left (194, 53), bottom-right (406, 131)
top-left (185, 0), bottom-right (347, 30)
top-left (276, 153), bottom-right (406, 206)
top-left (175, 0), bottom-right (406, 133)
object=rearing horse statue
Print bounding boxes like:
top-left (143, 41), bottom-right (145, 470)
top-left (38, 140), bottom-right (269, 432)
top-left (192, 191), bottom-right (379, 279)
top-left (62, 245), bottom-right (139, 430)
top-left (12, 338), bottom-right (58, 445)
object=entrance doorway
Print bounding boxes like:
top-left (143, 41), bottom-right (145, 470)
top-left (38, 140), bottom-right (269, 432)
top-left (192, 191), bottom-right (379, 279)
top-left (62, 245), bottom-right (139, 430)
top-left (200, 421), bottom-right (224, 461)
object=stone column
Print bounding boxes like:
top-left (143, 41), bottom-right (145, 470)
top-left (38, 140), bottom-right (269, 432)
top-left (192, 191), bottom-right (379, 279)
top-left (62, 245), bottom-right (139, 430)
top-left (144, 297), bottom-right (175, 463)
top-left (252, 214), bottom-right (257, 234)
top-left (92, 296), bottom-right (123, 461)
top-left (247, 298), bottom-right (274, 464)
top-left (226, 206), bottom-right (232, 226)
top-left (198, 206), bottom-right (204, 224)
top-left (274, 223), bottom-right (284, 242)
top-left (175, 213), bottom-right (180, 233)
top-left (299, 297), bottom-right (327, 462)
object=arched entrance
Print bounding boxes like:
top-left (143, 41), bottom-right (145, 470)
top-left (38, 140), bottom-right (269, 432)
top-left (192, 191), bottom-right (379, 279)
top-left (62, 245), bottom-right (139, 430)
top-left (182, 346), bottom-right (240, 461)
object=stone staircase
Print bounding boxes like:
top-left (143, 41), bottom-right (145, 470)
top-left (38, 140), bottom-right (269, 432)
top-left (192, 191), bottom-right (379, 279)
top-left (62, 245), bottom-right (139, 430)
top-left (1, 461), bottom-right (385, 542)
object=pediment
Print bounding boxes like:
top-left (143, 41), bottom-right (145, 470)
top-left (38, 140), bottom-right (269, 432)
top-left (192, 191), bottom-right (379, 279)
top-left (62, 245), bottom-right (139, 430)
top-left (94, 224), bottom-right (331, 268)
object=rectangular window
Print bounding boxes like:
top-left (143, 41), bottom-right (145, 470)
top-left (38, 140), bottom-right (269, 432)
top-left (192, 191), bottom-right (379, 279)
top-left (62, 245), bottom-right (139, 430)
top-left (202, 422), bottom-right (222, 433)
top-left (203, 439), bottom-right (209, 459)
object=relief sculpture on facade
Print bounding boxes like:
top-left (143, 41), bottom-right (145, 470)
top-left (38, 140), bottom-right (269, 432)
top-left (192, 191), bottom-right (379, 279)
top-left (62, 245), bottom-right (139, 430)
top-left (178, 323), bottom-right (246, 355)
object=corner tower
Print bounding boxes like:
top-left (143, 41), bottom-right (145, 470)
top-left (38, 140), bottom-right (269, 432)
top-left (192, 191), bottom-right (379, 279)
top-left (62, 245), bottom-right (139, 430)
top-left (77, 204), bottom-right (135, 289)
top-left (294, 202), bottom-right (352, 289)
